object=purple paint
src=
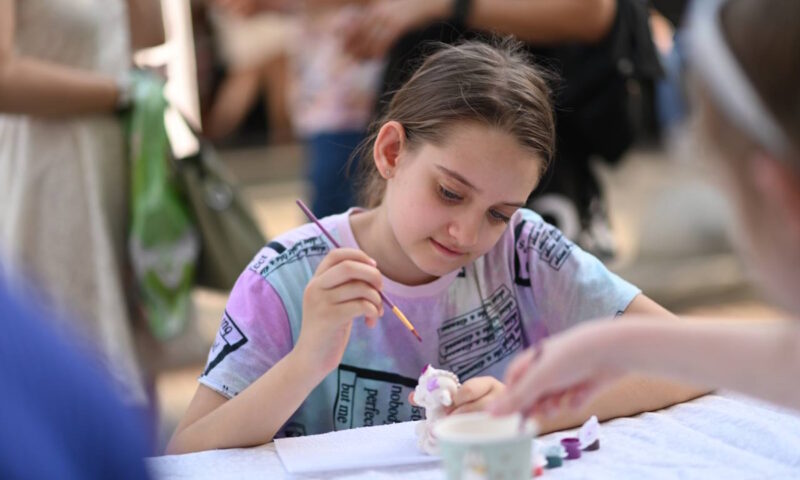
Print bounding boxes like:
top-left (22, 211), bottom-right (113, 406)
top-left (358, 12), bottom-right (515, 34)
top-left (426, 377), bottom-right (439, 392)
top-left (561, 437), bottom-right (582, 460)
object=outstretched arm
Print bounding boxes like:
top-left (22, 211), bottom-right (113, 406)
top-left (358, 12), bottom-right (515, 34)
top-left (0, 0), bottom-right (162, 116)
top-left (492, 297), bottom-right (800, 422)
top-left (442, 0), bottom-right (617, 43)
top-left (341, 0), bottom-right (618, 59)
top-left (519, 295), bottom-right (710, 434)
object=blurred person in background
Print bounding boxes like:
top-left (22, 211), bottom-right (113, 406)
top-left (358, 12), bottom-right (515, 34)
top-left (491, 0), bottom-right (800, 418)
top-left (0, 0), bottom-right (163, 407)
top-left (0, 276), bottom-right (152, 479)
top-left (341, 0), bottom-right (663, 260)
top-left (203, 4), bottom-right (297, 143)
top-left (214, 0), bottom-right (384, 218)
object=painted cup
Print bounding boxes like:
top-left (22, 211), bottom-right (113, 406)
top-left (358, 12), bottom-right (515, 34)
top-left (434, 412), bottom-right (537, 480)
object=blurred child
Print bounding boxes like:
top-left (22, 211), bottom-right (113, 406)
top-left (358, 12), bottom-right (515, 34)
top-left (213, 0), bottom-right (384, 217)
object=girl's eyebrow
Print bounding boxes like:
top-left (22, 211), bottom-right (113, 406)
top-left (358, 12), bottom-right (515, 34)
top-left (435, 164), bottom-right (526, 208)
top-left (436, 164), bottom-right (479, 191)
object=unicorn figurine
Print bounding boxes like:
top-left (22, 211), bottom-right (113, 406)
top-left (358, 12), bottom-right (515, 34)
top-left (414, 364), bottom-right (461, 454)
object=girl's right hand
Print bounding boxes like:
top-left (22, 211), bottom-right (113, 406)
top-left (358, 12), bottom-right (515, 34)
top-left (295, 248), bottom-right (384, 373)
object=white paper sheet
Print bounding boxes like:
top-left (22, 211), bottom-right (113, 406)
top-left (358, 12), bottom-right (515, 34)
top-left (274, 420), bottom-right (439, 474)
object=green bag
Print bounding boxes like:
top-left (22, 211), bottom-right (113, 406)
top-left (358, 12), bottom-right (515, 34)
top-left (175, 142), bottom-right (266, 291)
top-left (127, 73), bottom-right (198, 340)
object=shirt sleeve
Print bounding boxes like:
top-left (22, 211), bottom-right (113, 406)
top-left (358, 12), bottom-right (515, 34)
top-left (512, 209), bottom-right (641, 336)
top-left (198, 268), bottom-right (294, 398)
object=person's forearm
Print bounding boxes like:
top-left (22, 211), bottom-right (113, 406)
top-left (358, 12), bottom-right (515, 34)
top-left (127, 0), bottom-right (165, 50)
top-left (302, 0), bottom-right (372, 8)
top-left (537, 375), bottom-right (707, 434)
top-left (611, 319), bottom-right (800, 410)
top-left (253, 0), bottom-right (371, 13)
top-left (166, 349), bottom-right (328, 454)
top-left (0, 57), bottom-right (119, 116)
top-left (414, 0), bottom-right (617, 44)
top-left (533, 295), bottom-right (709, 432)
top-left (469, 0), bottom-right (617, 44)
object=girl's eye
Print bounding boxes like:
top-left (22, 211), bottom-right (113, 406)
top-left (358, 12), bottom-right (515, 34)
top-left (438, 185), bottom-right (462, 202)
top-left (489, 209), bottom-right (511, 224)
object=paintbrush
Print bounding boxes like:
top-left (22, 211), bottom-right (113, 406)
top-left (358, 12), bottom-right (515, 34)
top-left (296, 199), bottom-right (423, 343)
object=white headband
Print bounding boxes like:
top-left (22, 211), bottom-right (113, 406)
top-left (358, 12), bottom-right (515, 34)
top-left (686, 0), bottom-right (792, 157)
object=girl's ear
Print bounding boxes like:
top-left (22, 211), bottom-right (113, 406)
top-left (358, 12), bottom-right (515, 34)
top-left (750, 152), bottom-right (800, 239)
top-left (373, 121), bottom-right (406, 179)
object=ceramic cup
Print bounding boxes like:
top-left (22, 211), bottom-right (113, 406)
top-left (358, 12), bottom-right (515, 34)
top-left (434, 412), bottom-right (537, 480)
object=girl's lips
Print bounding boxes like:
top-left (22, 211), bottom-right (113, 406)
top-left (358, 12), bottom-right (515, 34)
top-left (430, 238), bottom-right (465, 257)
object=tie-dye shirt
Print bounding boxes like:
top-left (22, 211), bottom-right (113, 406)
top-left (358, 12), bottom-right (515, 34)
top-left (199, 208), bottom-right (639, 437)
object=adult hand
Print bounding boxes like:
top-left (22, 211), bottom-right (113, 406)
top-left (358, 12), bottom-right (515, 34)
top-left (489, 322), bottom-right (625, 418)
top-left (340, 0), bottom-right (447, 59)
top-left (295, 248), bottom-right (384, 373)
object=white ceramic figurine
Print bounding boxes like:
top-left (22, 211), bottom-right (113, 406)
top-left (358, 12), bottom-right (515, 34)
top-left (414, 364), bottom-right (461, 454)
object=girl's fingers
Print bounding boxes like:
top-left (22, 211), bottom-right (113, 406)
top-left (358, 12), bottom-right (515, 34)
top-left (450, 379), bottom-right (504, 415)
top-left (317, 248), bottom-right (377, 278)
top-left (327, 281), bottom-right (383, 315)
top-left (450, 400), bottom-right (485, 416)
top-left (318, 258), bottom-right (383, 292)
top-left (453, 380), bottom-right (493, 408)
top-left (333, 298), bottom-right (381, 322)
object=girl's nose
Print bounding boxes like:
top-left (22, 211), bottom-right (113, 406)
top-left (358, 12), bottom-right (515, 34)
top-left (447, 213), bottom-right (481, 249)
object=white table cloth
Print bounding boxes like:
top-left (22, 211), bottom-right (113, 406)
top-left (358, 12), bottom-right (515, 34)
top-left (147, 393), bottom-right (800, 479)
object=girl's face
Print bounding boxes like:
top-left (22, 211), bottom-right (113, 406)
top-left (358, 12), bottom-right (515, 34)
top-left (383, 122), bottom-right (542, 282)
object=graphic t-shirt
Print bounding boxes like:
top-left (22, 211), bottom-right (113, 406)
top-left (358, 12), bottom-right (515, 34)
top-left (199, 208), bottom-right (639, 437)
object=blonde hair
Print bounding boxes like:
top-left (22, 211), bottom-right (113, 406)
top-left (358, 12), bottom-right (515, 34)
top-left (353, 38), bottom-right (556, 208)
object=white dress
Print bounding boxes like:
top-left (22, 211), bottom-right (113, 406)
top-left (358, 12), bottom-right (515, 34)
top-left (0, 0), bottom-right (147, 405)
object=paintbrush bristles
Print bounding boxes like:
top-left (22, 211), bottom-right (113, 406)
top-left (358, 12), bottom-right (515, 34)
top-left (392, 306), bottom-right (423, 343)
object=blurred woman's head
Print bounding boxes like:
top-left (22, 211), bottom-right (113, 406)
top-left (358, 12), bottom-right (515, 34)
top-left (688, 0), bottom-right (800, 312)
